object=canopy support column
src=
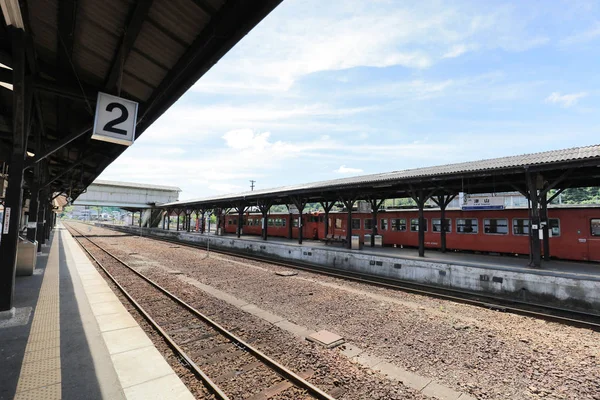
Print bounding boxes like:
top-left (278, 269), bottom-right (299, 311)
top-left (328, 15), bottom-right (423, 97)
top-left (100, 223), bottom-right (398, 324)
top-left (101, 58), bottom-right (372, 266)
top-left (234, 203), bottom-right (246, 238)
top-left (36, 190), bottom-right (47, 252)
top-left (319, 201), bottom-right (335, 238)
top-left (526, 171), bottom-right (542, 268)
top-left (258, 200), bottom-right (273, 241)
top-left (410, 188), bottom-right (432, 257)
top-left (431, 194), bottom-right (456, 253)
top-left (285, 205), bottom-right (293, 239)
top-left (290, 197), bottom-right (306, 244)
top-left (368, 199), bottom-right (385, 247)
top-left (0, 28), bottom-right (27, 312)
top-left (340, 197), bottom-right (356, 249)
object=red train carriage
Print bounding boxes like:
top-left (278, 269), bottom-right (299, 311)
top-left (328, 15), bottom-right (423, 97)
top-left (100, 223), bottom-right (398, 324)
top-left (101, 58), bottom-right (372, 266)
top-left (222, 206), bottom-right (600, 262)
top-left (327, 206), bottom-right (600, 262)
top-left (223, 212), bottom-right (322, 240)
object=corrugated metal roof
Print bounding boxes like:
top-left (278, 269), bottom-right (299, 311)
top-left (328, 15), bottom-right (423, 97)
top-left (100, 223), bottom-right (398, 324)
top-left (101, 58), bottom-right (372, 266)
top-left (8, 0), bottom-right (281, 203)
top-left (92, 180), bottom-right (181, 192)
top-left (168, 144), bottom-right (600, 206)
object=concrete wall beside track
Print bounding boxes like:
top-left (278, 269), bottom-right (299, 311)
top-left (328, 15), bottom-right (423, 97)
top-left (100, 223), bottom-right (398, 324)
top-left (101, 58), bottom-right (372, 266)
top-left (96, 224), bottom-right (600, 314)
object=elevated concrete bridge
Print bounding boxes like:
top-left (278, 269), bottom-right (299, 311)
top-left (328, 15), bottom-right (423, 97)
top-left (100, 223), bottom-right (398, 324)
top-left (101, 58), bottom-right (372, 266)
top-left (73, 180), bottom-right (180, 209)
top-left (72, 180), bottom-right (180, 227)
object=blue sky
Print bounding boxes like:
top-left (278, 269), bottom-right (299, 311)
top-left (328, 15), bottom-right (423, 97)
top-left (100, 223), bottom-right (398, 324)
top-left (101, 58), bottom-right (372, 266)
top-left (98, 0), bottom-right (600, 200)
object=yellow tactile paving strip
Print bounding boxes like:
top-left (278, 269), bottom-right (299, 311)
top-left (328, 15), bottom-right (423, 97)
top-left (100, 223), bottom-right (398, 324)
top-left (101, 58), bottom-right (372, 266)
top-left (14, 235), bottom-right (61, 400)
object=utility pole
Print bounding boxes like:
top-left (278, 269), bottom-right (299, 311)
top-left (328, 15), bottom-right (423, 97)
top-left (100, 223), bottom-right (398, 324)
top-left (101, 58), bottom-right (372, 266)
top-left (250, 180), bottom-right (255, 191)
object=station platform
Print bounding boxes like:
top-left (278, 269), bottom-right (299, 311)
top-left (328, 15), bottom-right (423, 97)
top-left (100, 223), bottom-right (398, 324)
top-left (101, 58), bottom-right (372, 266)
top-left (190, 231), bottom-right (600, 279)
top-left (100, 223), bottom-right (600, 313)
top-left (0, 224), bottom-right (194, 400)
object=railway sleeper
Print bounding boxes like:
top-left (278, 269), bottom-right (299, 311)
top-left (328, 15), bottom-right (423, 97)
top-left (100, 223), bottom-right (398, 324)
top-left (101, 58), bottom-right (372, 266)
top-left (202, 349), bottom-right (245, 365)
top-left (247, 369), bottom-right (314, 400)
top-left (214, 361), bottom-right (263, 382)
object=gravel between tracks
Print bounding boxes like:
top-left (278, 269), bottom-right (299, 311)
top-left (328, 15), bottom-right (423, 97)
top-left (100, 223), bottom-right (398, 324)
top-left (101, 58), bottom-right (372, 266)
top-left (68, 223), bottom-right (426, 400)
top-left (70, 223), bottom-right (600, 399)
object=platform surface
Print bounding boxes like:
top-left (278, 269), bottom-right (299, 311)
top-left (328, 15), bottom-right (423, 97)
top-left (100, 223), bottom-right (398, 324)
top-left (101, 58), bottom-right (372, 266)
top-left (155, 228), bottom-right (600, 281)
top-left (0, 224), bottom-right (193, 400)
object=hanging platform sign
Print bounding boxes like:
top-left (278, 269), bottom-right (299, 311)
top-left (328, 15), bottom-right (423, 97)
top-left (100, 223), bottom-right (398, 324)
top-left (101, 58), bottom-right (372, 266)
top-left (461, 196), bottom-right (505, 210)
top-left (92, 92), bottom-right (138, 146)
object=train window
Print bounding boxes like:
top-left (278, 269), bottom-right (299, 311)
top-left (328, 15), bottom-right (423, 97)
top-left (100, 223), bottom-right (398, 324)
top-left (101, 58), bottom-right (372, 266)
top-left (549, 219), bottom-right (560, 236)
top-left (380, 218), bottom-right (388, 231)
top-left (293, 218), bottom-right (299, 228)
top-left (268, 218), bottom-right (274, 226)
top-left (391, 218), bottom-right (407, 232)
top-left (335, 218), bottom-right (342, 229)
top-left (512, 219), bottom-right (529, 235)
top-left (228, 219), bottom-right (233, 225)
top-left (457, 218), bottom-right (478, 234)
top-left (410, 218), bottom-right (428, 232)
top-left (233, 219), bottom-right (237, 225)
top-left (282, 218), bottom-right (286, 227)
top-left (352, 219), bottom-right (361, 230)
top-left (484, 218), bottom-right (508, 235)
top-left (432, 218), bottom-right (451, 233)
top-left (591, 219), bottom-right (600, 236)
top-left (364, 219), bottom-right (373, 230)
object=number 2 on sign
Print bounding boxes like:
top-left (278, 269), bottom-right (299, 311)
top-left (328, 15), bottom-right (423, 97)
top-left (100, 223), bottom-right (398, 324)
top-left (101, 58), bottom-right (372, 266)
top-left (103, 102), bottom-right (129, 135)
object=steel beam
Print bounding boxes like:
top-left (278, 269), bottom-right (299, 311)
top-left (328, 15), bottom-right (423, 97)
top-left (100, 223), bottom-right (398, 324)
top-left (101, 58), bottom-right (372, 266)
top-left (24, 125), bottom-right (91, 169)
top-left (105, 0), bottom-right (154, 92)
top-left (191, 0), bottom-right (217, 16)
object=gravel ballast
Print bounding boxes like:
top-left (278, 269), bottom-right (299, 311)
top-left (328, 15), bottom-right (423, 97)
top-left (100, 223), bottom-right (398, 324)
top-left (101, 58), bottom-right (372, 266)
top-left (70, 223), bottom-right (600, 399)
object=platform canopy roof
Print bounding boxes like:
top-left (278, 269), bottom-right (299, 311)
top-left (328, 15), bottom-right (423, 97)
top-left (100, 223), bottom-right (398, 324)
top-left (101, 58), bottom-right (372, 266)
top-left (0, 0), bottom-right (281, 200)
top-left (164, 144), bottom-right (600, 210)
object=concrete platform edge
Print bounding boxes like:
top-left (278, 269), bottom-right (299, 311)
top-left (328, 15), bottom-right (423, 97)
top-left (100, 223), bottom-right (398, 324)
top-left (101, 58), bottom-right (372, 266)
top-left (60, 224), bottom-right (194, 400)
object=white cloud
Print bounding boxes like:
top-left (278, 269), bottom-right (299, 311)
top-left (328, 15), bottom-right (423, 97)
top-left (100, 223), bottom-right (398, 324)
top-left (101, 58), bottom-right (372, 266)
top-left (140, 102), bottom-right (376, 144)
top-left (442, 44), bottom-right (471, 58)
top-left (560, 23), bottom-right (600, 45)
top-left (193, 1), bottom-right (548, 94)
top-left (545, 92), bottom-right (588, 107)
top-left (334, 165), bottom-right (364, 174)
top-left (222, 129), bottom-right (272, 150)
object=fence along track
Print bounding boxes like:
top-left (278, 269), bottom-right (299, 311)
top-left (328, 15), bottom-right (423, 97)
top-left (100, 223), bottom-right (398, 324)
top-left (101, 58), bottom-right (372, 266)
top-left (64, 222), bottom-right (336, 400)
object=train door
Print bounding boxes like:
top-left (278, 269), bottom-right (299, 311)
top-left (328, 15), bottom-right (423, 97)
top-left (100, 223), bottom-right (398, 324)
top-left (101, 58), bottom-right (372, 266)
top-left (587, 218), bottom-right (600, 261)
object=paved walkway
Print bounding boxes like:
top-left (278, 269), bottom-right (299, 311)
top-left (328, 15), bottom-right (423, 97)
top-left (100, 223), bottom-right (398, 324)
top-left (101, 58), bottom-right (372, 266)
top-left (0, 224), bottom-right (193, 400)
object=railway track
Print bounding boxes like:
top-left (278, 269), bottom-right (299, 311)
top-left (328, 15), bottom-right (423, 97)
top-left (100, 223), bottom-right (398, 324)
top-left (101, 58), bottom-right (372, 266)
top-left (64, 222), bottom-right (336, 400)
top-left (95, 223), bottom-right (600, 332)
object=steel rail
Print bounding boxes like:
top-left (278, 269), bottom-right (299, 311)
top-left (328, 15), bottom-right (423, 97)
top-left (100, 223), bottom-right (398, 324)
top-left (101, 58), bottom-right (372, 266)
top-left (99, 225), bottom-right (600, 331)
top-left (64, 224), bottom-right (231, 400)
top-left (64, 223), bottom-right (336, 400)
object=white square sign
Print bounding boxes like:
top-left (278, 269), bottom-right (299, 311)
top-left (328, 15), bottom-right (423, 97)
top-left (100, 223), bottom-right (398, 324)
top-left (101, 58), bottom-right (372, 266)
top-left (92, 92), bottom-right (139, 146)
